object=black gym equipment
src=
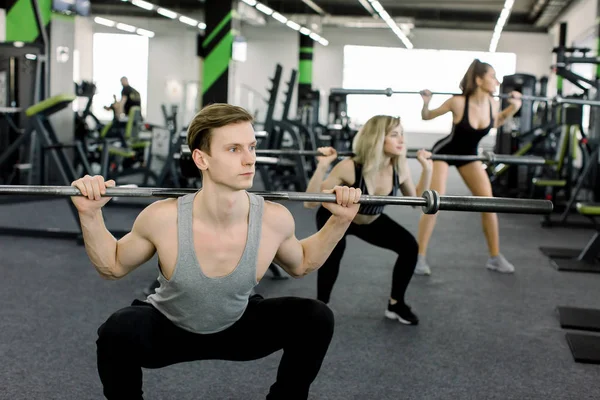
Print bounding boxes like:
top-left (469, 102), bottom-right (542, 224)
top-left (0, 95), bottom-right (130, 244)
top-left (539, 202), bottom-right (600, 273)
top-left (0, 184), bottom-right (554, 215)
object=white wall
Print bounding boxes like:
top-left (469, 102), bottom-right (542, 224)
top-left (0, 8), bottom-right (6, 42)
top-left (74, 16), bottom-right (94, 112)
top-left (549, 0), bottom-right (597, 46)
top-left (49, 17), bottom-right (75, 144)
top-left (234, 24), bottom-right (553, 125)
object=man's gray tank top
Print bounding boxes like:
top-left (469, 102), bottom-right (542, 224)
top-left (146, 191), bottom-right (263, 334)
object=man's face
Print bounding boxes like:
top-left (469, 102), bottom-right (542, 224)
top-left (203, 121), bottom-right (257, 190)
top-left (121, 78), bottom-right (127, 86)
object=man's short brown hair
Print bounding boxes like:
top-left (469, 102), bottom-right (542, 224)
top-left (187, 103), bottom-right (254, 154)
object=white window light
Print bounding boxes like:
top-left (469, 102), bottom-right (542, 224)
top-left (179, 16), bottom-right (198, 26)
top-left (272, 12), bottom-right (288, 24)
top-left (131, 0), bottom-right (154, 11)
top-left (136, 28), bottom-right (155, 38)
top-left (286, 20), bottom-right (301, 30)
top-left (255, 3), bottom-right (274, 16)
top-left (157, 7), bottom-right (177, 19)
top-left (241, 0), bottom-right (258, 5)
top-left (25, 54), bottom-right (37, 60)
top-left (94, 17), bottom-right (116, 27)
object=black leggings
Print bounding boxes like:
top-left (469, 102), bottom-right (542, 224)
top-left (316, 206), bottom-right (418, 304)
top-left (96, 295), bottom-right (334, 400)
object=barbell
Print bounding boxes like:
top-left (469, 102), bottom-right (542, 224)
top-left (0, 185), bottom-right (553, 215)
top-left (178, 144), bottom-right (548, 176)
top-left (329, 88), bottom-right (600, 107)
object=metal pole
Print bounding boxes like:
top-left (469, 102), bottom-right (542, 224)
top-left (30, 0), bottom-right (49, 100)
top-left (179, 145), bottom-right (548, 165)
top-left (329, 87), bottom-right (600, 108)
top-left (0, 185), bottom-right (554, 215)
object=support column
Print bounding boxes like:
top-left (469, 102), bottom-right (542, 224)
top-left (298, 33), bottom-right (313, 101)
top-left (200, 0), bottom-right (236, 106)
top-left (297, 33), bottom-right (321, 126)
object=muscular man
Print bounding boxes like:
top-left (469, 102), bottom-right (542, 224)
top-left (71, 103), bottom-right (361, 400)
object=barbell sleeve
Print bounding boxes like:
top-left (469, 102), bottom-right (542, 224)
top-left (0, 185), bottom-right (553, 215)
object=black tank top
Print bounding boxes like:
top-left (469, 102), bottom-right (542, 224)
top-left (450, 96), bottom-right (494, 151)
top-left (351, 161), bottom-right (399, 216)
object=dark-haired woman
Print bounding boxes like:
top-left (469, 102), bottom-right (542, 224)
top-left (415, 59), bottom-right (522, 276)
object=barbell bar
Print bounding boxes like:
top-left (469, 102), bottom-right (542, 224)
top-left (329, 88), bottom-right (600, 107)
top-left (0, 185), bottom-right (553, 215)
top-left (179, 144), bottom-right (548, 166)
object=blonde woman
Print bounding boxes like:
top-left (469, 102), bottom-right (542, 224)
top-left (304, 115), bottom-right (432, 325)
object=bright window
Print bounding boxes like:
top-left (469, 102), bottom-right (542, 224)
top-left (92, 33), bottom-right (149, 121)
top-left (343, 45), bottom-right (517, 134)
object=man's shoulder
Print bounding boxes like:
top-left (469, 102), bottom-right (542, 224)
top-left (263, 201), bottom-right (294, 235)
top-left (140, 198), bottom-right (178, 222)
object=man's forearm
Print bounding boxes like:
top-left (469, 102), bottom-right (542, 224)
top-left (297, 215), bottom-right (351, 276)
top-left (79, 211), bottom-right (119, 279)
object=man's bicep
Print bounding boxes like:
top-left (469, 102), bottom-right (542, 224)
top-left (270, 205), bottom-right (304, 277)
top-left (273, 234), bottom-right (304, 277)
top-left (114, 209), bottom-right (157, 277)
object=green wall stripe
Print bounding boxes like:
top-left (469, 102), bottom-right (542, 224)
top-left (202, 11), bottom-right (232, 49)
top-left (6, 0), bottom-right (52, 42)
top-left (556, 76), bottom-right (563, 91)
top-left (300, 47), bottom-right (313, 53)
top-left (202, 32), bottom-right (234, 94)
top-left (299, 60), bottom-right (312, 85)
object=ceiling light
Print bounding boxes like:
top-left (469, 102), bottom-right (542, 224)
top-left (286, 20), bottom-right (301, 30)
top-left (300, 27), bottom-right (311, 35)
top-left (179, 16), bottom-right (198, 26)
top-left (241, 0), bottom-right (258, 5)
top-left (131, 0), bottom-right (153, 11)
top-left (94, 17), bottom-right (115, 27)
top-left (116, 22), bottom-right (136, 32)
top-left (358, 0), bottom-right (413, 49)
top-left (255, 3), bottom-right (274, 16)
top-left (156, 7), bottom-right (177, 19)
top-left (198, 22), bottom-right (207, 30)
top-left (272, 12), bottom-right (288, 24)
top-left (136, 28), bottom-right (155, 38)
top-left (489, 0), bottom-right (514, 52)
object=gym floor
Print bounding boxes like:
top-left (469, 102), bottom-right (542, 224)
top-left (1, 133), bottom-right (599, 400)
